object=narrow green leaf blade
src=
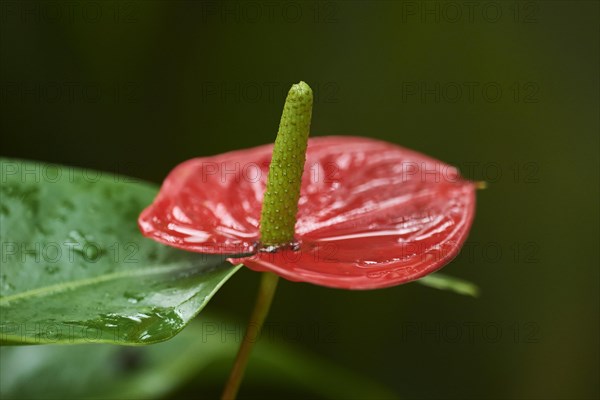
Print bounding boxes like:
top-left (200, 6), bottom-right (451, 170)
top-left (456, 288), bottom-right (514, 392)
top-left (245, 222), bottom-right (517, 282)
top-left (416, 272), bottom-right (480, 297)
top-left (0, 158), bottom-right (241, 345)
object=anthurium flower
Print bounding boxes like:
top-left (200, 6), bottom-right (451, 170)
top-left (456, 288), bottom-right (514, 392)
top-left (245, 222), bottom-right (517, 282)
top-left (139, 83), bottom-right (476, 290)
top-left (139, 138), bottom-right (476, 290)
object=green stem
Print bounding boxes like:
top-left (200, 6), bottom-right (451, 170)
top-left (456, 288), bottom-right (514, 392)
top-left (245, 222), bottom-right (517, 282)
top-left (260, 81), bottom-right (313, 246)
top-left (221, 272), bottom-right (279, 400)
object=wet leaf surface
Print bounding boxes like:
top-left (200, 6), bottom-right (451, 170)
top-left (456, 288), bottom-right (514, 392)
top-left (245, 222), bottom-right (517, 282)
top-left (0, 159), bottom-right (240, 345)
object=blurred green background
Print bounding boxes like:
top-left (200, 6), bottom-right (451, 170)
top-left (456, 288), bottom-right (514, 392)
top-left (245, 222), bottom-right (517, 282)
top-left (1, 1), bottom-right (598, 399)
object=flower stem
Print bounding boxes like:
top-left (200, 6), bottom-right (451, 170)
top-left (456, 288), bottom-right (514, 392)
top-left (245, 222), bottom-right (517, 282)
top-left (221, 272), bottom-right (279, 400)
top-left (260, 81), bottom-right (313, 246)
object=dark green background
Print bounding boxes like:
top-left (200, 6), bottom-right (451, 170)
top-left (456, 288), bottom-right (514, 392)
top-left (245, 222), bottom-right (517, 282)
top-left (1, 1), bottom-right (598, 399)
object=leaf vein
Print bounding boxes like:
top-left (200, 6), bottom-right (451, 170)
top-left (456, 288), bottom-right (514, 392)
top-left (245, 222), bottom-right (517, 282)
top-left (0, 264), bottom-right (191, 306)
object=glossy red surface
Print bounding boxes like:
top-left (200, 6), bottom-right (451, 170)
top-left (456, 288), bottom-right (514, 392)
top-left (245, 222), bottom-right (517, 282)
top-left (139, 136), bottom-right (476, 289)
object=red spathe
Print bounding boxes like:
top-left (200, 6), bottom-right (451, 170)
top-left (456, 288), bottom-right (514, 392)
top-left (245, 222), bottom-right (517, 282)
top-left (139, 136), bottom-right (476, 289)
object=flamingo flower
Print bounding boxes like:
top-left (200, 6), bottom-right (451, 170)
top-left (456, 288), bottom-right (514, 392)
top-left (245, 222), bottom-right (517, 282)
top-left (139, 83), bottom-right (476, 290)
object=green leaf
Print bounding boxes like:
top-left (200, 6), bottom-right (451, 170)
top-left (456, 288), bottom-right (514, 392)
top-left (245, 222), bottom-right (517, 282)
top-left (416, 272), bottom-right (480, 297)
top-left (0, 158), bottom-right (241, 345)
top-left (0, 315), bottom-right (398, 399)
top-left (0, 317), bottom-right (231, 399)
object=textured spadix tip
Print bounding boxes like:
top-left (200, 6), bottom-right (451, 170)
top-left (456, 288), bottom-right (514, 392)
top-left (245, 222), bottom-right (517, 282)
top-left (290, 81), bottom-right (312, 99)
